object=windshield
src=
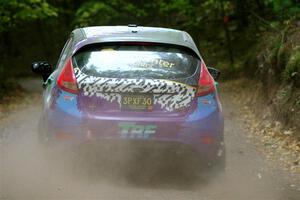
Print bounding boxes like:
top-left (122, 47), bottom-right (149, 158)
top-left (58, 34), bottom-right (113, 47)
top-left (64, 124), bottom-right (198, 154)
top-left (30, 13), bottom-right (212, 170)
top-left (73, 43), bottom-right (199, 79)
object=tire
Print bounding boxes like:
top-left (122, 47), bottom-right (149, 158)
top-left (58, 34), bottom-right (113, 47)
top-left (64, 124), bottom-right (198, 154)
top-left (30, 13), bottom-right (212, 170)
top-left (208, 145), bottom-right (226, 176)
top-left (37, 118), bottom-right (52, 158)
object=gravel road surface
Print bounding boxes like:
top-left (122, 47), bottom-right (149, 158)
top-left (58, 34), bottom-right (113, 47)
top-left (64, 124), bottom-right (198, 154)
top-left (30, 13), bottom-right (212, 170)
top-left (0, 79), bottom-right (299, 200)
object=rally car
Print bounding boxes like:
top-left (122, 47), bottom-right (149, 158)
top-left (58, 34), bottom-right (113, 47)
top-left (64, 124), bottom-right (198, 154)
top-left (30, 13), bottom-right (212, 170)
top-left (32, 25), bottom-right (224, 171)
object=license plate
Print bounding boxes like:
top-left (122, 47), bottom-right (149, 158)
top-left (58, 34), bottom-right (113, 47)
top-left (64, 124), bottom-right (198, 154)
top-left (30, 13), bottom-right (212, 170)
top-left (121, 94), bottom-right (154, 111)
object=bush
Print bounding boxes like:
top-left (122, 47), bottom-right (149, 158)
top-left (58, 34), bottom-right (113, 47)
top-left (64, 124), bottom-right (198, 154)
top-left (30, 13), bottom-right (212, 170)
top-left (283, 50), bottom-right (300, 84)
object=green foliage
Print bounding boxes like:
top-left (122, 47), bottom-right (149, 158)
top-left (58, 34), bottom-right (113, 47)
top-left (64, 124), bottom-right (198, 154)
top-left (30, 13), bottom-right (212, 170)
top-left (269, 0), bottom-right (300, 18)
top-left (0, 0), bottom-right (299, 80)
top-left (266, 34), bottom-right (282, 65)
top-left (155, 0), bottom-right (198, 28)
top-left (256, 23), bottom-right (300, 84)
top-left (73, 0), bottom-right (198, 29)
top-left (202, 0), bottom-right (233, 15)
top-left (73, 0), bottom-right (150, 27)
top-left (0, 0), bottom-right (57, 32)
top-left (74, 2), bottom-right (118, 26)
top-left (277, 44), bottom-right (289, 69)
top-left (283, 50), bottom-right (300, 82)
top-left (268, 0), bottom-right (293, 11)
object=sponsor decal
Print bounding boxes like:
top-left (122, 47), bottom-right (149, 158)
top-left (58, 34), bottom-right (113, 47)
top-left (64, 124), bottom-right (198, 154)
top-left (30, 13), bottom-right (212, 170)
top-left (74, 68), bottom-right (196, 111)
top-left (118, 122), bottom-right (157, 139)
top-left (131, 59), bottom-right (175, 69)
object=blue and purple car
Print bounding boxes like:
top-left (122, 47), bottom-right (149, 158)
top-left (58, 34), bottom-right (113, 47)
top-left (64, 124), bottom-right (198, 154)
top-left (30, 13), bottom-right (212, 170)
top-left (32, 25), bottom-right (224, 171)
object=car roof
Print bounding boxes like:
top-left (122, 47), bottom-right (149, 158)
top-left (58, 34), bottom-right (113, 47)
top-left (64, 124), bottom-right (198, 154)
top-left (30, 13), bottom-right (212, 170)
top-left (71, 26), bottom-right (201, 58)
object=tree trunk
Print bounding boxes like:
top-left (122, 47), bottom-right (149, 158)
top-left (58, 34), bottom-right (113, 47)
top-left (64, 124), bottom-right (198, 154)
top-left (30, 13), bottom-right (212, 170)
top-left (221, 0), bottom-right (234, 65)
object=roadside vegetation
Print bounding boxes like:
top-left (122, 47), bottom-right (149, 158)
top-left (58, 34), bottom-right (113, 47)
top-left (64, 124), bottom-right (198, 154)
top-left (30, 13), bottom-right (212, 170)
top-left (235, 19), bottom-right (300, 136)
top-left (0, 0), bottom-right (299, 132)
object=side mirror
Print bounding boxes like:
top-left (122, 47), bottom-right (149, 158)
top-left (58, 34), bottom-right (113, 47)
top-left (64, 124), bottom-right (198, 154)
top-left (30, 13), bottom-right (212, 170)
top-left (31, 61), bottom-right (52, 82)
top-left (207, 67), bottom-right (220, 81)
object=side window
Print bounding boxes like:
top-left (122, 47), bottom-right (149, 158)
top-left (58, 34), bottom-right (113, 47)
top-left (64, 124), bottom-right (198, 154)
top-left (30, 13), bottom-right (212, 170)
top-left (56, 36), bottom-right (73, 69)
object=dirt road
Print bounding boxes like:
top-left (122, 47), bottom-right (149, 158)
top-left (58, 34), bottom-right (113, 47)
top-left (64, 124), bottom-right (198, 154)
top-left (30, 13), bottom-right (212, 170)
top-left (0, 79), bottom-right (299, 200)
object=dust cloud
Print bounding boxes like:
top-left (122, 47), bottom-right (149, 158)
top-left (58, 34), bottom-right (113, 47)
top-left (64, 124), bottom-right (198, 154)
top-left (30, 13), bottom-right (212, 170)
top-left (0, 102), bottom-right (299, 200)
top-left (1, 125), bottom-right (209, 199)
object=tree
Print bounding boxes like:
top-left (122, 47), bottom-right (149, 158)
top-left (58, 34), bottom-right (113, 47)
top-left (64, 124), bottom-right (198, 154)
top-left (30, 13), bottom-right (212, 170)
top-left (0, 0), bottom-right (57, 32)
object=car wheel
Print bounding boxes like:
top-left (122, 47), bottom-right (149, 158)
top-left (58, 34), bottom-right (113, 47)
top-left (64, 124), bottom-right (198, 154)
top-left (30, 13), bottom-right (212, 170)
top-left (208, 146), bottom-right (226, 177)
